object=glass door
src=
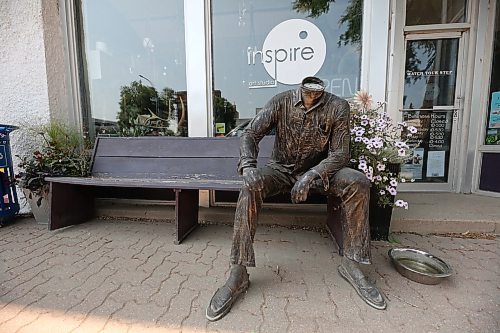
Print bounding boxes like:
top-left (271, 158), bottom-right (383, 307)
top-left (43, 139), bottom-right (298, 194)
top-left (399, 32), bottom-right (464, 190)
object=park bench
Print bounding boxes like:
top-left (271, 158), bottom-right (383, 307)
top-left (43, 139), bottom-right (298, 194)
top-left (45, 136), bottom-right (345, 252)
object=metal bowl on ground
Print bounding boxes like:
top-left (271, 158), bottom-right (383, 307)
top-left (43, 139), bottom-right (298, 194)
top-left (388, 248), bottom-right (453, 285)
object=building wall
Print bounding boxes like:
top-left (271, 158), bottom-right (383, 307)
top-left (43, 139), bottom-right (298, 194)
top-left (0, 0), bottom-right (49, 155)
top-left (0, 0), bottom-right (67, 211)
top-left (0, 0), bottom-right (497, 218)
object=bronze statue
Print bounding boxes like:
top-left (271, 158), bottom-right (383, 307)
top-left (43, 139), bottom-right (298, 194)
top-left (206, 77), bottom-right (386, 321)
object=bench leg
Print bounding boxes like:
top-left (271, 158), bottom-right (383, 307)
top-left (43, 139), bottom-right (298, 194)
top-left (327, 195), bottom-right (344, 256)
top-left (174, 189), bottom-right (199, 244)
top-left (49, 183), bottom-right (94, 231)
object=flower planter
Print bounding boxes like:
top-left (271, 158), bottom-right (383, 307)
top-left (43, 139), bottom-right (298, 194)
top-left (369, 163), bottom-right (400, 241)
top-left (23, 188), bottom-right (50, 225)
top-left (369, 187), bottom-right (395, 241)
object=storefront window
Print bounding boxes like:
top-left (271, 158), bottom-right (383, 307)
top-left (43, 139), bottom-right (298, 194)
top-left (211, 0), bottom-right (362, 136)
top-left (81, 0), bottom-right (188, 137)
top-left (484, 4), bottom-right (500, 145)
top-left (406, 0), bottom-right (467, 26)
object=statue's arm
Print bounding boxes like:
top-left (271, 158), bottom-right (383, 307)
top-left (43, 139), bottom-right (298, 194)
top-left (309, 100), bottom-right (351, 190)
top-left (237, 96), bottom-right (279, 175)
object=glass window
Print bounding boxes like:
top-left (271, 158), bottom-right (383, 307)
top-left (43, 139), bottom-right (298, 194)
top-left (400, 38), bottom-right (459, 183)
top-left (406, 0), bottom-right (467, 26)
top-left (485, 4), bottom-right (500, 145)
top-left (81, 0), bottom-right (188, 137)
top-left (211, 0), bottom-right (362, 137)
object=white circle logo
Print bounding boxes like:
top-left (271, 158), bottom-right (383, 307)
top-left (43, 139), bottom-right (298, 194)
top-left (262, 19), bottom-right (326, 85)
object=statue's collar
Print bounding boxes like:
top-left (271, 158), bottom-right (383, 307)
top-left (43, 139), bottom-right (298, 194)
top-left (293, 88), bottom-right (326, 112)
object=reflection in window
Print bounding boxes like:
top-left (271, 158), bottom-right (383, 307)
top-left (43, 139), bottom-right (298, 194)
top-left (81, 0), bottom-right (187, 137)
top-left (406, 0), bottom-right (467, 26)
top-left (211, 0), bottom-right (362, 137)
top-left (403, 39), bottom-right (459, 109)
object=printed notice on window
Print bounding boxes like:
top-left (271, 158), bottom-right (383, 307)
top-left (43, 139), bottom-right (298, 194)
top-left (401, 148), bottom-right (424, 180)
top-left (488, 91), bottom-right (500, 129)
top-left (426, 151), bottom-right (446, 177)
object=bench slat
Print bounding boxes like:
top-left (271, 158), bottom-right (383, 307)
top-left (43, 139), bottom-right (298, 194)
top-left (91, 156), bottom-right (269, 179)
top-left (46, 176), bottom-right (243, 191)
top-left (95, 136), bottom-right (274, 158)
top-left (92, 157), bottom-right (239, 178)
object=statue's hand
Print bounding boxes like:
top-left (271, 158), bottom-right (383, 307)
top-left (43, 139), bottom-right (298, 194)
top-left (242, 167), bottom-right (264, 191)
top-left (291, 170), bottom-right (317, 203)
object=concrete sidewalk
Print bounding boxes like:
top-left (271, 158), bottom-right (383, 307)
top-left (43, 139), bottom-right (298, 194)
top-left (0, 217), bottom-right (498, 333)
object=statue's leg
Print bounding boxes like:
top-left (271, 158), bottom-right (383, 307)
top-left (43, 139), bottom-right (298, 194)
top-left (327, 167), bottom-right (386, 310)
top-left (230, 166), bottom-right (292, 267)
top-left (330, 168), bottom-right (371, 264)
top-left (207, 166), bottom-right (292, 321)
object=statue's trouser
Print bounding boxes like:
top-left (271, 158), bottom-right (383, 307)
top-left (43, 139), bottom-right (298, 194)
top-left (230, 166), bottom-right (372, 267)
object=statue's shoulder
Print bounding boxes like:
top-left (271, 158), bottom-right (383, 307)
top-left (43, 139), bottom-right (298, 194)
top-left (272, 89), bottom-right (295, 100)
top-left (323, 92), bottom-right (349, 108)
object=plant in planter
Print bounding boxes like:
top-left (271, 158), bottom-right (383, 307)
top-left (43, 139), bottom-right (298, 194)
top-left (349, 91), bottom-right (418, 239)
top-left (16, 122), bottom-right (91, 223)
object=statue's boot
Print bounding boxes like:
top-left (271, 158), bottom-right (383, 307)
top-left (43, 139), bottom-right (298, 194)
top-left (338, 258), bottom-right (386, 310)
top-left (206, 264), bottom-right (249, 321)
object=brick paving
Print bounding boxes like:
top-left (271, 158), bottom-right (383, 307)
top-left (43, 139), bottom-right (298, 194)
top-left (0, 217), bottom-right (498, 333)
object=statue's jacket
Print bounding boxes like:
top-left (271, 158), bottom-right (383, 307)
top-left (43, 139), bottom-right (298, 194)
top-left (238, 88), bottom-right (351, 191)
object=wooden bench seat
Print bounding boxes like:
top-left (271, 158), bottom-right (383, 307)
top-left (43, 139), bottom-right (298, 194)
top-left (46, 135), bottom-right (345, 252)
top-left (46, 136), bottom-right (273, 244)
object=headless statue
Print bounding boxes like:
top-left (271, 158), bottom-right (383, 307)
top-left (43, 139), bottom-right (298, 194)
top-left (206, 76), bottom-right (386, 321)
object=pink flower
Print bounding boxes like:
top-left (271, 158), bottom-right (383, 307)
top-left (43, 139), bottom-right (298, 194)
top-left (353, 90), bottom-right (373, 109)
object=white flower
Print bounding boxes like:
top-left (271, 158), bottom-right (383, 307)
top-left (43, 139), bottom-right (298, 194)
top-left (379, 190), bottom-right (386, 195)
top-left (401, 178), bottom-right (406, 183)
top-left (376, 163), bottom-right (386, 171)
top-left (390, 179), bottom-right (398, 187)
top-left (398, 148), bottom-right (406, 156)
top-left (388, 187), bottom-right (397, 196)
top-left (395, 141), bottom-right (408, 149)
top-left (408, 126), bottom-right (418, 134)
top-left (395, 199), bottom-right (408, 209)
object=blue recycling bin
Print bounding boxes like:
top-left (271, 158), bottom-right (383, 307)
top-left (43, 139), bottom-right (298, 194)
top-left (0, 124), bottom-right (20, 224)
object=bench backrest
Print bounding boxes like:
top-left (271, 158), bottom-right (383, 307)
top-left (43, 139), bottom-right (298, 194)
top-left (91, 136), bottom-right (274, 180)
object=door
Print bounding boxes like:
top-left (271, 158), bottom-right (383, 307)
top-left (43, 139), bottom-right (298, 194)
top-left (399, 32), bottom-right (465, 191)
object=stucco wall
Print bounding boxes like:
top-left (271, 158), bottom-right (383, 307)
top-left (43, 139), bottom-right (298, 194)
top-left (0, 0), bottom-right (51, 212)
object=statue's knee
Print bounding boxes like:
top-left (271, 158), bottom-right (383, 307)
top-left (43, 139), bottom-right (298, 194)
top-left (346, 170), bottom-right (370, 190)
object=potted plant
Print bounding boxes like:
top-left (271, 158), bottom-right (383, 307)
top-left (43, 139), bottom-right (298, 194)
top-left (16, 122), bottom-right (91, 224)
top-left (349, 91), bottom-right (417, 240)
